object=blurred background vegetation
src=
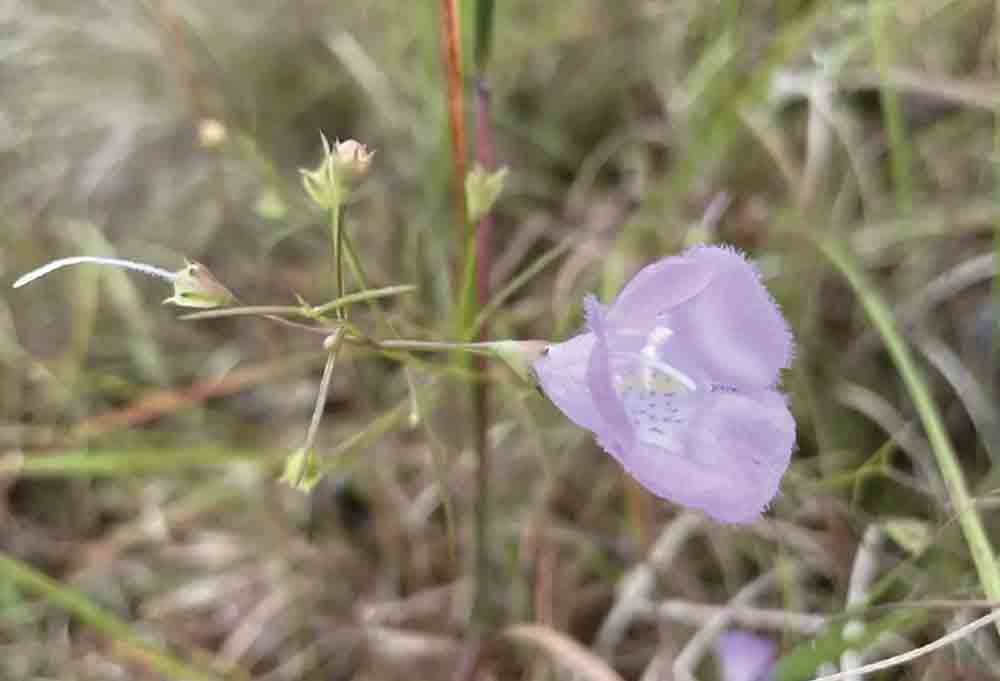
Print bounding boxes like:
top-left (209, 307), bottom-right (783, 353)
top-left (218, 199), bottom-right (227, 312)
top-left (4, 1), bottom-right (1000, 679)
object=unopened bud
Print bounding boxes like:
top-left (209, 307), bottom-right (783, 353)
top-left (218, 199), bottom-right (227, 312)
top-left (164, 261), bottom-right (236, 309)
top-left (279, 448), bottom-right (323, 492)
top-left (466, 164), bottom-right (508, 224)
top-left (332, 139), bottom-right (373, 181)
top-left (300, 134), bottom-right (373, 210)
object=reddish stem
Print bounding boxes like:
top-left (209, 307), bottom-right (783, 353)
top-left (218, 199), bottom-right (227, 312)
top-left (439, 0), bottom-right (467, 236)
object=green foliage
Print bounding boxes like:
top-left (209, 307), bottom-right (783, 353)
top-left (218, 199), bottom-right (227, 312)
top-left (774, 609), bottom-right (927, 681)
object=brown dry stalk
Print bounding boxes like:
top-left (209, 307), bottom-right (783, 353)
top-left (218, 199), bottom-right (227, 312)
top-left (72, 354), bottom-right (322, 439)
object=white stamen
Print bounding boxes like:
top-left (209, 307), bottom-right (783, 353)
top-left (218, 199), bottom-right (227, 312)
top-left (13, 256), bottom-right (177, 289)
top-left (637, 326), bottom-right (696, 392)
top-left (616, 326), bottom-right (697, 451)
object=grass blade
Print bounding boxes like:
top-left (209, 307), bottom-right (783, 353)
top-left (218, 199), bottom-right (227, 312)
top-left (474, 0), bottom-right (495, 70)
top-left (869, 0), bottom-right (914, 215)
top-left (0, 553), bottom-right (226, 681)
top-left (819, 237), bottom-right (1000, 621)
top-left (3, 447), bottom-right (274, 478)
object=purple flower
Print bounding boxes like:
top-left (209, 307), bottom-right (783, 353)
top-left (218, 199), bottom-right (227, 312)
top-left (533, 245), bottom-right (795, 523)
top-left (716, 630), bottom-right (778, 681)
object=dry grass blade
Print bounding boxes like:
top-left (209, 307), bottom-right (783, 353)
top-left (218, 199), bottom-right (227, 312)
top-left (504, 624), bottom-right (627, 681)
top-left (915, 333), bottom-right (1000, 465)
top-left (673, 571), bottom-right (776, 681)
top-left (840, 525), bottom-right (884, 681)
top-left (595, 512), bottom-right (702, 657)
top-left (71, 353), bottom-right (325, 439)
top-left (659, 602), bottom-right (828, 635)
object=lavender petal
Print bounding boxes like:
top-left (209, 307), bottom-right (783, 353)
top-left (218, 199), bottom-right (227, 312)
top-left (659, 246), bottom-right (793, 392)
top-left (620, 389), bottom-right (794, 523)
top-left (533, 332), bottom-right (604, 433)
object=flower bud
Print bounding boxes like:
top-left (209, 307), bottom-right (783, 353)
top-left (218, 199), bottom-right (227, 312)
top-left (163, 261), bottom-right (236, 309)
top-left (332, 138), bottom-right (373, 181)
top-left (465, 164), bottom-right (508, 224)
top-left (300, 134), bottom-right (373, 210)
top-left (279, 447), bottom-right (323, 492)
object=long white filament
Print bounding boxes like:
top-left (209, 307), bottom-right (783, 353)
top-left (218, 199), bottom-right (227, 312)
top-left (13, 256), bottom-right (177, 289)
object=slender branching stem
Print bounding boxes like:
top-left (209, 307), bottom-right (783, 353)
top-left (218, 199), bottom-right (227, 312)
top-left (306, 332), bottom-right (343, 451)
top-left (311, 284), bottom-right (416, 317)
top-left (178, 285), bottom-right (417, 321)
top-left (354, 338), bottom-right (496, 355)
top-left (180, 305), bottom-right (304, 319)
top-left (330, 200), bottom-right (346, 320)
top-left (340, 233), bottom-right (426, 425)
top-left (294, 328), bottom-right (345, 487)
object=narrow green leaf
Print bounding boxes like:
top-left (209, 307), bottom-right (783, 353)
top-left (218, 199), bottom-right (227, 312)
top-left (819, 237), bottom-right (1000, 624)
top-left (4, 448), bottom-right (273, 478)
top-left (869, 0), bottom-right (914, 215)
top-left (474, 0), bottom-right (495, 70)
top-left (0, 553), bottom-right (226, 681)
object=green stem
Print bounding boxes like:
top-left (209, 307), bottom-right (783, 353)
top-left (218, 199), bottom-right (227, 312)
top-left (178, 285), bottom-right (418, 321)
top-left (330, 200), bottom-right (346, 319)
top-left (337, 235), bottom-right (403, 326)
top-left (474, 0), bottom-right (495, 70)
top-left (338, 232), bottom-right (457, 553)
top-left (471, 236), bottom-right (574, 338)
top-left (870, 0), bottom-right (913, 215)
top-left (293, 330), bottom-right (345, 488)
top-left (341, 233), bottom-right (424, 426)
top-left (315, 384), bottom-right (439, 476)
top-left (310, 284), bottom-right (417, 317)
top-left (820, 238), bottom-right (1000, 631)
top-left (0, 553), bottom-right (224, 681)
top-left (280, 333), bottom-right (346, 493)
top-left (180, 305), bottom-right (303, 319)
top-left (360, 338), bottom-right (496, 355)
